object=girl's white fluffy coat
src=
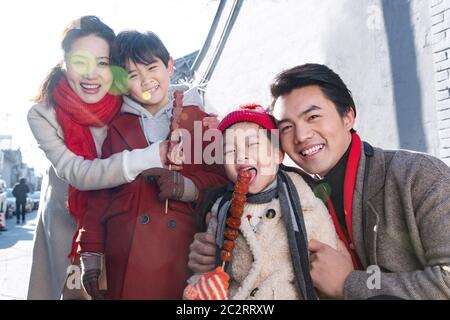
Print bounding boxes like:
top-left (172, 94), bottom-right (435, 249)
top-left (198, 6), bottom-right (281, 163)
top-left (209, 171), bottom-right (337, 300)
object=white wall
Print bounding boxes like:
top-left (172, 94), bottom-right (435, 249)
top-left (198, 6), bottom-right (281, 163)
top-left (431, 0), bottom-right (450, 165)
top-left (196, 0), bottom-right (442, 158)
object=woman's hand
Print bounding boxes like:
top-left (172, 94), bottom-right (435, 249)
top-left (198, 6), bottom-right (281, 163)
top-left (159, 140), bottom-right (182, 171)
top-left (203, 113), bottom-right (219, 129)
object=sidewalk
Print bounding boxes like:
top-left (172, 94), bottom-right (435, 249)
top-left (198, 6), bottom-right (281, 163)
top-left (0, 210), bottom-right (37, 300)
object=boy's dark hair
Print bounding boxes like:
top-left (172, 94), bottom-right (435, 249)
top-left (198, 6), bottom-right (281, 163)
top-left (269, 63), bottom-right (356, 118)
top-left (112, 31), bottom-right (170, 69)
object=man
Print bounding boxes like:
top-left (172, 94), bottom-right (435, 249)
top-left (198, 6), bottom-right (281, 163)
top-left (189, 63), bottom-right (450, 299)
top-left (12, 178), bottom-right (30, 224)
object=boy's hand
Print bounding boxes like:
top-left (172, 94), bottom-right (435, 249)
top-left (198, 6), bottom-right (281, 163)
top-left (80, 253), bottom-right (105, 300)
top-left (188, 232), bottom-right (217, 273)
top-left (203, 113), bottom-right (219, 129)
top-left (141, 168), bottom-right (187, 201)
top-left (159, 140), bottom-right (182, 170)
top-left (82, 269), bottom-right (104, 300)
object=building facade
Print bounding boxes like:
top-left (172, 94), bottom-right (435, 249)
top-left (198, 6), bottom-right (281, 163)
top-left (193, 0), bottom-right (450, 165)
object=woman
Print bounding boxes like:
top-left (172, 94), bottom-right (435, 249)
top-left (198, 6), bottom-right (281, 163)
top-left (27, 16), bottom-right (170, 300)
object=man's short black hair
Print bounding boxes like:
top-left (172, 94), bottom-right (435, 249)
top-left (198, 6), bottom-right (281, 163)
top-left (269, 63), bottom-right (356, 118)
top-left (112, 30), bottom-right (170, 69)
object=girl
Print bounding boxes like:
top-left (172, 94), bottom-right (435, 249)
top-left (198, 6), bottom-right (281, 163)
top-left (184, 104), bottom-right (338, 300)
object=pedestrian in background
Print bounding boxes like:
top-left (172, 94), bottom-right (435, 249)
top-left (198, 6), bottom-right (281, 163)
top-left (12, 178), bottom-right (30, 224)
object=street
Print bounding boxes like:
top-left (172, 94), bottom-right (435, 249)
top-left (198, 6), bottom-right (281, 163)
top-left (0, 210), bottom-right (37, 300)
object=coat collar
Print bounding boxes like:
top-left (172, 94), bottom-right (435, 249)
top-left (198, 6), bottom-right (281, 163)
top-left (352, 140), bottom-right (386, 267)
top-left (110, 114), bottom-right (149, 150)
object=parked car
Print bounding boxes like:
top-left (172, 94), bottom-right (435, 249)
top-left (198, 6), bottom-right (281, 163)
top-left (6, 188), bottom-right (15, 218)
top-left (26, 196), bottom-right (33, 212)
top-left (30, 191), bottom-right (41, 210)
top-left (0, 180), bottom-right (6, 230)
top-left (0, 179), bottom-right (7, 215)
top-left (6, 188), bottom-right (32, 218)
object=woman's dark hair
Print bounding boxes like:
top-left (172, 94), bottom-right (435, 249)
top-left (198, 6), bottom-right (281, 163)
top-left (111, 31), bottom-right (170, 69)
top-left (33, 16), bottom-right (116, 105)
top-left (269, 63), bottom-right (356, 118)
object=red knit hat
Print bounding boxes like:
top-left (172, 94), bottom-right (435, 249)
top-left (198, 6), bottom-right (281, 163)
top-left (218, 104), bottom-right (277, 132)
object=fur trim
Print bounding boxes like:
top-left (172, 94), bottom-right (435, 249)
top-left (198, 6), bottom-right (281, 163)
top-left (286, 171), bottom-right (337, 249)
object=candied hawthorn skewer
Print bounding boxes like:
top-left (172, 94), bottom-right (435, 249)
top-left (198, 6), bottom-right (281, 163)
top-left (165, 90), bottom-right (184, 214)
top-left (182, 170), bottom-right (250, 300)
top-left (221, 169), bottom-right (251, 266)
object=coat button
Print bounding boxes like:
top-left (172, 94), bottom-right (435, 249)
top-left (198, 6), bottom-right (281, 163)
top-left (168, 219), bottom-right (177, 229)
top-left (139, 215), bottom-right (150, 225)
top-left (250, 287), bottom-right (259, 297)
top-left (146, 176), bottom-right (156, 184)
top-left (266, 209), bottom-right (276, 219)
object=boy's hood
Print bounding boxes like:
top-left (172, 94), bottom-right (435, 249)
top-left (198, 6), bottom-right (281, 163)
top-left (121, 84), bottom-right (203, 116)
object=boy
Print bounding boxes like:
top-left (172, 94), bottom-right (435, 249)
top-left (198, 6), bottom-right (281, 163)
top-left (184, 104), bottom-right (337, 300)
top-left (77, 31), bottom-right (227, 300)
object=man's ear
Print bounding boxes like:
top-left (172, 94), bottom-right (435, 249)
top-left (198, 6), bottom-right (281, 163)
top-left (343, 107), bottom-right (356, 131)
top-left (167, 57), bottom-right (174, 76)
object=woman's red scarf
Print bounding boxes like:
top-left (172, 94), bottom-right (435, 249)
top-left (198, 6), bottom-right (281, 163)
top-left (53, 76), bottom-right (122, 259)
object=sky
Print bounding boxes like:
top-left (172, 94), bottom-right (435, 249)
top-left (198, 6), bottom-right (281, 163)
top-left (0, 0), bottom-right (219, 175)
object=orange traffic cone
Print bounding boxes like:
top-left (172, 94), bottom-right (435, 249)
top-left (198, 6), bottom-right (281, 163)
top-left (0, 211), bottom-right (7, 231)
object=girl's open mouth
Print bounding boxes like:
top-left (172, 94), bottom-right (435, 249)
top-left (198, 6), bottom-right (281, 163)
top-left (239, 166), bottom-right (258, 184)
